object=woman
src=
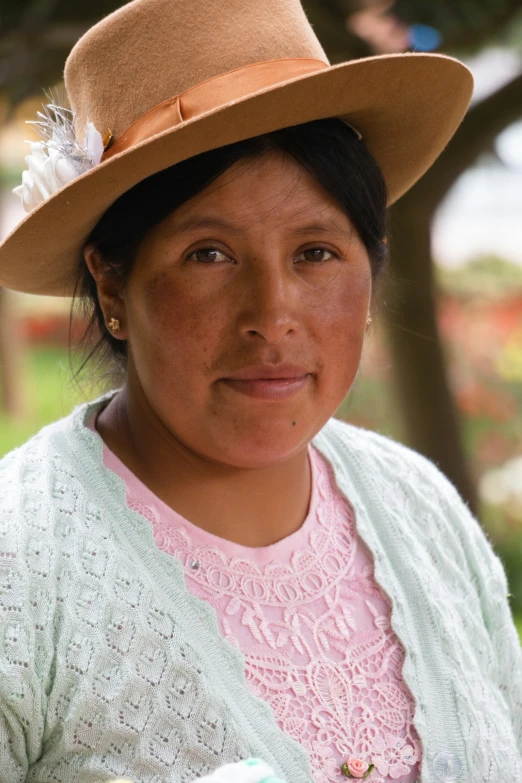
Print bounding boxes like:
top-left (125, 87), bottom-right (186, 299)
top-left (0, 0), bottom-right (520, 782)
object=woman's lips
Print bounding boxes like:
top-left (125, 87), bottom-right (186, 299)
top-left (220, 375), bottom-right (310, 400)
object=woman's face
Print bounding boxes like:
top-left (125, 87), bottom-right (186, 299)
top-left (114, 152), bottom-right (372, 468)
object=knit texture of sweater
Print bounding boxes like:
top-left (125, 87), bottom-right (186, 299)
top-left (0, 394), bottom-right (520, 783)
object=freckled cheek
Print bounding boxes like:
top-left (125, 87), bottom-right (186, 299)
top-left (129, 277), bottom-right (228, 374)
top-left (317, 272), bottom-right (368, 333)
top-left (311, 279), bottom-right (369, 394)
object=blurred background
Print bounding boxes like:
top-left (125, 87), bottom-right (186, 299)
top-left (0, 0), bottom-right (521, 641)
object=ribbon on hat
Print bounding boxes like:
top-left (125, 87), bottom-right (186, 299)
top-left (101, 58), bottom-right (331, 160)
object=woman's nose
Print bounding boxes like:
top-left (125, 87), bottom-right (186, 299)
top-left (237, 264), bottom-right (300, 345)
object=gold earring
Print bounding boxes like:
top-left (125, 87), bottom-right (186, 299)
top-left (366, 315), bottom-right (372, 326)
top-left (108, 317), bottom-right (120, 332)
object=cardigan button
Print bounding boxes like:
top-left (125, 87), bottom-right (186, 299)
top-left (432, 751), bottom-right (464, 781)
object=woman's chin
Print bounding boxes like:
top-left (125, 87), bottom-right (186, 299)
top-left (209, 424), bottom-right (311, 469)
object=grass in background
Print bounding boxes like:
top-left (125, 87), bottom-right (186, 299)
top-left (0, 347), bottom-right (102, 456)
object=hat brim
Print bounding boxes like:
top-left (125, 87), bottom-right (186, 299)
top-left (0, 52), bottom-right (472, 296)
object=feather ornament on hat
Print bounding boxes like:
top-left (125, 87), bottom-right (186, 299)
top-left (13, 95), bottom-right (105, 213)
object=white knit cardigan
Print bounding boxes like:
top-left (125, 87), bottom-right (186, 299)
top-left (0, 395), bottom-right (520, 783)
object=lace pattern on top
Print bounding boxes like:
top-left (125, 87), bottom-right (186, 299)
top-left (110, 441), bottom-right (422, 783)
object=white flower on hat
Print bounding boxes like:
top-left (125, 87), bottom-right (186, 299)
top-left (13, 140), bottom-right (77, 212)
top-left (13, 94), bottom-right (105, 214)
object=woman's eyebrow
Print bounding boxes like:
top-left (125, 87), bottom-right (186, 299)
top-left (168, 216), bottom-right (354, 239)
top-left (168, 216), bottom-right (244, 235)
top-left (286, 222), bottom-right (354, 238)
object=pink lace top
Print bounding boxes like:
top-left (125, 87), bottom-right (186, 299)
top-left (88, 412), bottom-right (422, 783)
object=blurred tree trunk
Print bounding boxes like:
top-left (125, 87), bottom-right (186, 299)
top-left (0, 288), bottom-right (25, 418)
top-left (385, 193), bottom-right (479, 511)
top-left (386, 71), bottom-right (522, 514)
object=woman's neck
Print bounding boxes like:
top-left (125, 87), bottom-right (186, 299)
top-left (95, 387), bottom-right (312, 547)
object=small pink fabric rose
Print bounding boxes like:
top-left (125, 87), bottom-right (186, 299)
top-left (346, 758), bottom-right (369, 778)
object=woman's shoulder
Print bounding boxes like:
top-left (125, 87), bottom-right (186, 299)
top-left (316, 416), bottom-right (507, 595)
top-left (317, 415), bottom-right (481, 539)
top-left (0, 393), bottom-right (111, 472)
top-left (0, 417), bottom-right (64, 491)
top-left (0, 404), bottom-right (82, 474)
top-left (0, 397), bottom-right (129, 628)
top-left (316, 415), bottom-right (452, 494)
top-left (0, 398), bottom-right (106, 533)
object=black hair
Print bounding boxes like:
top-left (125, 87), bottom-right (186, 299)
top-left (73, 117), bottom-right (388, 381)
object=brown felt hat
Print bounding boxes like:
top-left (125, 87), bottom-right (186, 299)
top-left (0, 0), bottom-right (473, 297)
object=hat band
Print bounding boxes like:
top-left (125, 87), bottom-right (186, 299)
top-left (101, 57), bottom-right (329, 161)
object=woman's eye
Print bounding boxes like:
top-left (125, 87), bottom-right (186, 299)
top-left (188, 247), bottom-right (231, 264)
top-left (295, 247), bottom-right (337, 264)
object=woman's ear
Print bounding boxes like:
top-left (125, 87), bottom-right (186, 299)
top-left (83, 243), bottom-right (128, 340)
